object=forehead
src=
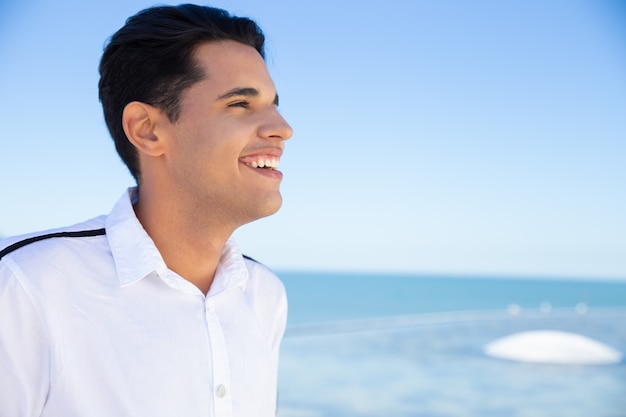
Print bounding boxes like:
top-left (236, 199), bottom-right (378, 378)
top-left (192, 40), bottom-right (274, 91)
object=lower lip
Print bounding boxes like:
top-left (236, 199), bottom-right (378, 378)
top-left (244, 164), bottom-right (283, 180)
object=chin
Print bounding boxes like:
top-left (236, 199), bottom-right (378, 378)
top-left (241, 195), bottom-right (282, 224)
top-left (259, 199), bottom-right (282, 218)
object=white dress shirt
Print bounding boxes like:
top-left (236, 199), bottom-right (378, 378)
top-left (0, 188), bottom-right (287, 417)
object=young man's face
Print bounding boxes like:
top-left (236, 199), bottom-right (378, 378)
top-left (160, 40), bottom-right (293, 227)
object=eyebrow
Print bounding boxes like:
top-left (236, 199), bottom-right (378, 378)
top-left (217, 87), bottom-right (280, 106)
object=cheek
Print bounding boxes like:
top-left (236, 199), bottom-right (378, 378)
top-left (174, 117), bottom-right (249, 172)
top-left (185, 136), bottom-right (243, 179)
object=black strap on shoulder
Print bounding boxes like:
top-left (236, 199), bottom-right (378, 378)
top-left (0, 228), bottom-right (106, 261)
top-left (242, 254), bottom-right (260, 264)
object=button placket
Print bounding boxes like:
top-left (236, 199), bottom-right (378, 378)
top-left (204, 297), bottom-right (233, 417)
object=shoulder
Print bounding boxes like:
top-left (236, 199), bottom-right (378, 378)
top-left (0, 216), bottom-right (118, 317)
top-left (240, 255), bottom-right (288, 347)
top-left (0, 216), bottom-right (108, 270)
top-left (243, 255), bottom-right (285, 290)
top-left (241, 254), bottom-right (287, 308)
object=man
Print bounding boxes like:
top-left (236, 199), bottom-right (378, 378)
top-left (0, 4), bottom-right (292, 416)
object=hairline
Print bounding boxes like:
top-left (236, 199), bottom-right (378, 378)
top-left (166, 39), bottom-right (268, 122)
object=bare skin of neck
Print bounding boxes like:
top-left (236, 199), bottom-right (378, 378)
top-left (133, 184), bottom-right (236, 296)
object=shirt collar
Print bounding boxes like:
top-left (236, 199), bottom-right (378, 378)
top-left (209, 238), bottom-right (249, 296)
top-left (106, 188), bottom-right (166, 288)
top-left (105, 188), bottom-right (249, 294)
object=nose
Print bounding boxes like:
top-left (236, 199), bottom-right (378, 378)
top-left (259, 109), bottom-right (293, 142)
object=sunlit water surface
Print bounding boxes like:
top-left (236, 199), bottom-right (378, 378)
top-left (277, 273), bottom-right (626, 417)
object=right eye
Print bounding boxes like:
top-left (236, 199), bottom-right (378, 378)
top-left (228, 101), bottom-right (250, 109)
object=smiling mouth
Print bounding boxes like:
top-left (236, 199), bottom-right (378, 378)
top-left (247, 157), bottom-right (279, 170)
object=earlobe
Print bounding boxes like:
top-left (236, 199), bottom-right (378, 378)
top-left (122, 101), bottom-right (166, 157)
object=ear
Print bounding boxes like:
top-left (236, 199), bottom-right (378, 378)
top-left (122, 101), bottom-right (167, 157)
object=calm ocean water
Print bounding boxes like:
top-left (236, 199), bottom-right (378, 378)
top-left (276, 272), bottom-right (626, 417)
top-left (278, 272), bottom-right (626, 325)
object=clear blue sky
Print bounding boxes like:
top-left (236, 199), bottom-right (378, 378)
top-left (1, 0), bottom-right (625, 279)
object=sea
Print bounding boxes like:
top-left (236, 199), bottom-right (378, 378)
top-left (275, 272), bottom-right (626, 417)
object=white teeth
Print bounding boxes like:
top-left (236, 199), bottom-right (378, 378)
top-left (249, 157), bottom-right (279, 170)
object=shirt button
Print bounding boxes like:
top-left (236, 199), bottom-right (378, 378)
top-left (216, 384), bottom-right (226, 398)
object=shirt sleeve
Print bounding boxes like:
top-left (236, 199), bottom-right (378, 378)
top-left (0, 259), bottom-right (50, 417)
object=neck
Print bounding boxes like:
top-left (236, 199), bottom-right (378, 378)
top-left (133, 185), bottom-right (236, 295)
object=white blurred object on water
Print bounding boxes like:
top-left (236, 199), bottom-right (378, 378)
top-left (484, 330), bottom-right (623, 365)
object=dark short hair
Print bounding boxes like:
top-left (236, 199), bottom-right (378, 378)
top-left (98, 4), bottom-right (266, 181)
